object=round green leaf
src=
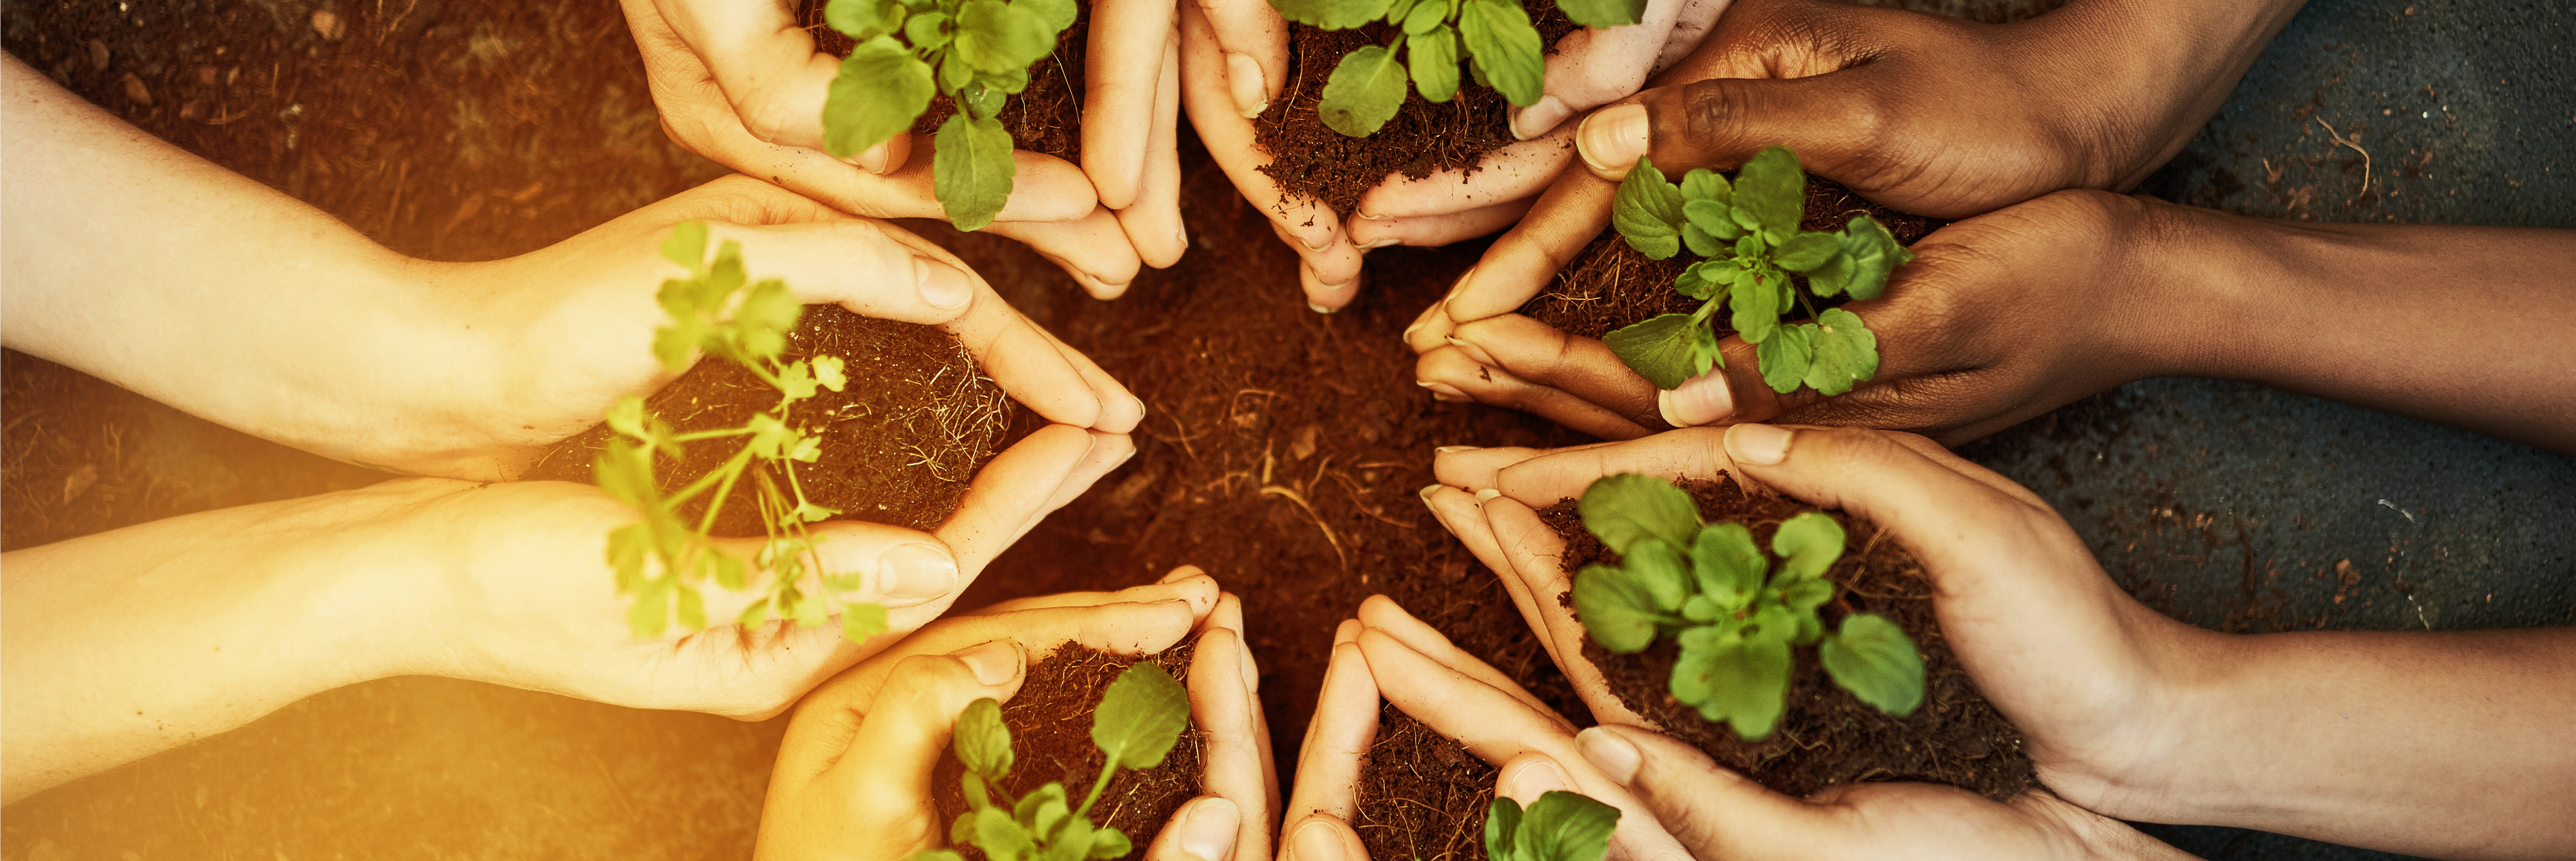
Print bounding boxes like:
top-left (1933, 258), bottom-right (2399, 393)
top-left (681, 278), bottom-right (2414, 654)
top-left (1093, 661), bottom-right (1190, 770)
top-left (1409, 26), bottom-right (1460, 103)
top-left (1820, 614), bottom-right (1925, 716)
top-left (1691, 522), bottom-right (1765, 609)
top-left (1572, 564), bottom-right (1660, 654)
top-left (1622, 537), bottom-right (1690, 613)
top-left (1803, 307), bottom-right (1878, 395)
top-left (1457, 0), bottom-right (1542, 105)
top-left (1319, 43), bottom-right (1409, 137)
top-left (933, 113), bottom-right (1015, 231)
top-left (1730, 145), bottom-right (1805, 244)
top-left (1770, 511), bottom-right (1845, 579)
top-left (822, 37), bottom-right (934, 158)
top-left (954, 696), bottom-right (1015, 778)
top-left (1755, 321), bottom-right (1814, 395)
top-left (1554, 0), bottom-right (1645, 26)
top-left (1577, 473), bottom-right (1699, 553)
top-left (956, 0), bottom-right (1055, 73)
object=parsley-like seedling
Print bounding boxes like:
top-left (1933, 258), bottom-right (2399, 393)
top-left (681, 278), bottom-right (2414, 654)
top-left (818, 0), bottom-right (1079, 230)
top-left (1485, 790), bottom-right (1619, 861)
top-left (595, 222), bottom-right (887, 646)
top-left (916, 660), bottom-right (1192, 861)
top-left (1571, 474), bottom-right (1925, 740)
top-left (1268, 0), bottom-right (1643, 138)
top-left (1603, 146), bottom-right (1914, 396)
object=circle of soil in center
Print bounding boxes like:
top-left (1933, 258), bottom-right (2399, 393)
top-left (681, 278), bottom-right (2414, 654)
top-left (1544, 473), bottom-right (2036, 801)
top-left (1520, 175), bottom-right (1948, 340)
top-left (1254, 1), bottom-right (1578, 218)
top-left (801, 0), bottom-right (1088, 164)
top-left (931, 639), bottom-right (1206, 859)
top-left (521, 306), bottom-right (1007, 534)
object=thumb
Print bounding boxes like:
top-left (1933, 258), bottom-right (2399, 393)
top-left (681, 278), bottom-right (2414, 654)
top-left (1575, 72), bottom-right (1881, 181)
top-left (1653, 332), bottom-right (1823, 428)
top-left (1146, 796), bottom-right (1243, 861)
top-left (704, 218), bottom-right (979, 325)
top-left (826, 640), bottom-right (1029, 835)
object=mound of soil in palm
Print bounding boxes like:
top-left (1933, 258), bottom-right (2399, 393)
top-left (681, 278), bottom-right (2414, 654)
top-left (1544, 473), bottom-right (2034, 801)
top-left (1253, 0), bottom-right (1577, 217)
top-left (522, 305), bottom-right (1007, 534)
top-left (801, 0), bottom-right (1087, 164)
top-left (931, 639), bottom-right (1206, 860)
top-left (1352, 704), bottom-right (1497, 861)
top-left (1521, 176), bottom-right (1947, 340)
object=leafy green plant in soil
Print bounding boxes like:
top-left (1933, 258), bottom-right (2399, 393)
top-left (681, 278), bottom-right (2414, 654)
top-left (921, 656), bottom-right (1194, 861)
top-left (1605, 146), bottom-right (1916, 397)
top-left (1269, 0), bottom-right (1641, 137)
top-left (1485, 790), bottom-right (1619, 861)
top-left (1571, 473), bottom-right (1925, 740)
top-left (819, 0), bottom-right (1080, 229)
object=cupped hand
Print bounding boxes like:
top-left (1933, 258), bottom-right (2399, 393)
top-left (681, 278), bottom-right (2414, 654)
top-left (1180, 0), bottom-right (1364, 311)
top-left (1421, 424), bottom-right (2211, 816)
top-left (757, 569), bottom-right (1277, 861)
top-left (617, 0), bottom-right (1150, 296)
top-left (1279, 597), bottom-right (1691, 861)
top-left (1409, 188), bottom-right (2172, 445)
top-left (432, 174), bottom-right (1140, 481)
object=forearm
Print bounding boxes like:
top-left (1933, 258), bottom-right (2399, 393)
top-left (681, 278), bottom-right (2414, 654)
top-left (2101, 627), bottom-right (2576, 859)
top-left (2150, 203), bottom-right (2576, 452)
top-left (2022, 0), bottom-right (2309, 191)
top-left (0, 483), bottom-right (442, 803)
top-left (0, 57), bottom-right (512, 474)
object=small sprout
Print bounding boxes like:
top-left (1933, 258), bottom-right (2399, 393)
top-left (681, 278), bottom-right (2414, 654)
top-left (1270, 0), bottom-right (1645, 138)
top-left (597, 222), bottom-right (884, 645)
top-left (819, 0), bottom-right (1080, 230)
top-left (919, 661), bottom-right (1192, 861)
top-left (1570, 474), bottom-right (1925, 740)
top-left (1603, 146), bottom-right (1914, 397)
top-left (1485, 790), bottom-right (1619, 861)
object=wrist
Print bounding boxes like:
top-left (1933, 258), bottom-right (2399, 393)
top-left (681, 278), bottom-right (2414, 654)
top-left (2030, 0), bottom-right (2309, 191)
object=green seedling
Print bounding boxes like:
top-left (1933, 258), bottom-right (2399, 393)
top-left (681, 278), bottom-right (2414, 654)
top-left (1570, 474), bottom-right (1925, 740)
top-left (1485, 790), bottom-right (1619, 861)
top-left (596, 222), bottom-right (886, 646)
top-left (819, 0), bottom-right (1079, 230)
top-left (916, 660), bottom-right (1192, 861)
top-left (1603, 146), bottom-right (1914, 397)
top-left (1269, 0), bottom-right (1643, 138)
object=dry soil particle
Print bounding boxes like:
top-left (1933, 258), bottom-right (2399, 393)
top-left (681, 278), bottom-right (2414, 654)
top-left (931, 639), bottom-right (1206, 860)
top-left (1352, 704), bottom-right (1497, 861)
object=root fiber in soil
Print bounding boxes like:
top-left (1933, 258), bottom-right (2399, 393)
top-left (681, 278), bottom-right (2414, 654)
top-left (931, 639), bottom-right (1205, 860)
top-left (1544, 473), bottom-right (2036, 801)
top-left (522, 305), bottom-right (1007, 534)
top-left (1352, 704), bottom-right (1497, 861)
top-left (801, 0), bottom-right (1088, 165)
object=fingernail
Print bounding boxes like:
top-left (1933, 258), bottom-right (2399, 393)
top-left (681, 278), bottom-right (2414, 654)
top-left (1657, 369), bottom-right (1735, 427)
top-left (1727, 423), bottom-right (1794, 466)
top-left (954, 639), bottom-right (1024, 685)
top-left (1357, 228), bottom-right (1403, 251)
top-left (1171, 797), bottom-right (1241, 861)
top-left (1577, 104), bottom-right (1649, 178)
top-left (1308, 301), bottom-right (1339, 315)
top-left (914, 256), bottom-right (973, 309)
top-left (877, 543), bottom-right (961, 603)
top-left (1291, 818), bottom-right (1346, 861)
top-left (1498, 755), bottom-right (1573, 803)
top-left (1418, 483), bottom-right (1445, 503)
top-left (1417, 380), bottom-right (1468, 401)
top-left (1129, 394), bottom-right (1149, 420)
top-left (1577, 726), bottom-right (1643, 785)
top-left (1445, 335), bottom-right (1497, 367)
top-left (850, 144), bottom-right (888, 174)
top-left (1401, 306), bottom-right (1438, 343)
top-left (1473, 487), bottom-right (1502, 504)
top-left (1447, 266), bottom-right (1478, 302)
top-left (1512, 94), bottom-right (1571, 141)
top-left (1225, 52), bottom-right (1269, 119)
top-left (1434, 445), bottom-right (1481, 454)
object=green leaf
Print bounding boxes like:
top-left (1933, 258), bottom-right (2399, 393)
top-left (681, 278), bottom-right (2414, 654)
top-left (1018, 0), bottom-right (1079, 34)
top-left (627, 576), bottom-right (671, 638)
top-left (956, 696), bottom-right (1015, 778)
top-left (1803, 307), bottom-right (1878, 395)
top-left (1680, 222), bottom-right (1723, 258)
top-left (973, 806), bottom-right (1037, 861)
top-left (1681, 199), bottom-right (1737, 240)
top-left (934, 113), bottom-right (1015, 231)
top-left (1515, 791), bottom-right (1620, 861)
top-left (1672, 258), bottom-right (1731, 300)
top-left (1610, 157), bottom-right (1685, 258)
top-left (1756, 321), bottom-right (1814, 395)
top-left (1775, 576), bottom-right (1832, 613)
top-left (1319, 43), bottom-right (1409, 138)
top-left (940, 51), bottom-right (975, 93)
top-left (906, 9), bottom-right (952, 49)
top-left (1621, 538), bottom-right (1690, 614)
top-left (1382, 0), bottom-right (1418, 25)
top-left (1820, 614), bottom-right (1925, 717)
top-left (1015, 783), bottom-right (1069, 839)
top-left (811, 355), bottom-right (848, 391)
top-left (1691, 522), bottom-right (1764, 609)
top-left (1770, 511), bottom-right (1845, 579)
top-left (955, 0), bottom-right (1054, 73)
top-left (1771, 231), bottom-right (1840, 271)
top-left (1457, 0), bottom-right (1543, 106)
top-left (1678, 168), bottom-right (1732, 207)
top-left (1043, 816), bottom-right (1094, 861)
top-left (1670, 624), bottom-right (1790, 739)
top-left (914, 851), bottom-right (968, 861)
top-left (1402, 0), bottom-right (1446, 34)
top-left (1603, 313), bottom-right (1701, 390)
top-left (822, 37), bottom-right (935, 159)
top-left (1727, 267), bottom-right (1782, 345)
top-left (1577, 473), bottom-right (1699, 554)
top-left (960, 79), bottom-right (1007, 119)
top-left (662, 220), bottom-right (709, 273)
top-left (1572, 564), bottom-right (1662, 654)
top-left (1835, 215), bottom-right (1914, 301)
top-left (840, 601), bottom-right (889, 643)
top-left (1731, 145), bottom-right (1805, 245)
top-left (1270, 0), bottom-right (1395, 29)
top-left (1484, 797), bottom-right (1523, 861)
top-left (1093, 662), bottom-right (1190, 770)
top-left (737, 598), bottom-right (772, 630)
top-left (980, 64), bottom-right (1032, 95)
top-left (963, 772), bottom-right (995, 813)
top-left (1409, 26), bottom-right (1460, 104)
top-left (1087, 828), bottom-right (1131, 860)
top-left (1554, 0), bottom-right (1645, 27)
top-left (827, 0), bottom-right (906, 39)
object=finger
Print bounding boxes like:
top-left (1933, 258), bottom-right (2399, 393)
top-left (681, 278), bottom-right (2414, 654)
top-left (1300, 256), bottom-right (1363, 313)
top-left (1415, 344), bottom-right (1655, 441)
top-left (1355, 594), bottom-right (1562, 720)
top-left (1573, 724), bottom-right (1817, 858)
top-left (1148, 796), bottom-right (1245, 861)
top-left (1487, 426), bottom-right (1743, 505)
top-left (1346, 199), bottom-right (1535, 251)
top-left (703, 521), bottom-right (960, 622)
top-left (825, 597), bottom-right (1209, 711)
top-left (761, 639), bottom-right (1025, 856)
top-left (1027, 319), bottom-right (1148, 433)
top-left (1506, 0), bottom-right (1704, 140)
top-left (1422, 485), bottom-right (1564, 671)
top-left (1113, 35), bottom-right (1191, 268)
top-left (693, 217), bottom-right (976, 324)
top-left (931, 424), bottom-right (1100, 589)
top-left (1190, 628), bottom-right (1276, 861)
top-left (973, 568), bottom-right (1221, 617)
top-left (727, 132), bottom-right (1096, 224)
top-left (1479, 494), bottom-right (1653, 727)
top-left (1398, 273), bottom-right (1464, 351)
top-left (1445, 315), bottom-right (1666, 428)
top-left (1180, 1), bottom-right (1360, 301)
top-left (1085, 0), bottom-right (1179, 209)
top-left (1352, 132), bottom-right (1574, 220)
top-left (1436, 171), bottom-right (1619, 326)
top-left (985, 205), bottom-right (1146, 298)
top-left (1577, 72), bottom-right (1883, 183)
top-left (650, 0), bottom-right (841, 155)
top-left (1285, 639), bottom-right (1379, 826)
top-left (1428, 443), bottom-right (1569, 492)
top-left (939, 279), bottom-right (1108, 428)
top-left (1192, 0), bottom-right (1288, 117)
top-left (1279, 814), bottom-right (1366, 861)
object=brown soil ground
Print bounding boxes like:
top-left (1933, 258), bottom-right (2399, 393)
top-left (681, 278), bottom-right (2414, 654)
top-left (801, 0), bottom-right (1089, 165)
top-left (931, 639), bottom-right (1204, 859)
top-left (1522, 175), bottom-right (1948, 340)
top-left (1254, 0), bottom-right (1577, 217)
top-left (521, 306), bottom-right (1006, 535)
top-left (1352, 704), bottom-right (1500, 861)
top-left (1545, 473), bottom-right (2036, 801)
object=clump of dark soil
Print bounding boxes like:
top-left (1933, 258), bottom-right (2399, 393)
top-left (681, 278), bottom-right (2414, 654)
top-left (1521, 176), bottom-right (1948, 340)
top-left (522, 305), bottom-right (1007, 534)
top-left (1254, 1), bottom-right (1577, 217)
top-left (1544, 473), bottom-right (2036, 801)
top-left (931, 639), bottom-right (1205, 859)
top-left (1352, 704), bottom-right (1496, 861)
top-left (801, 0), bottom-right (1087, 164)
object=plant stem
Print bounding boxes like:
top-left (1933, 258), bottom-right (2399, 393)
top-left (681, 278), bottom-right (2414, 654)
top-left (1074, 744), bottom-right (1121, 819)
